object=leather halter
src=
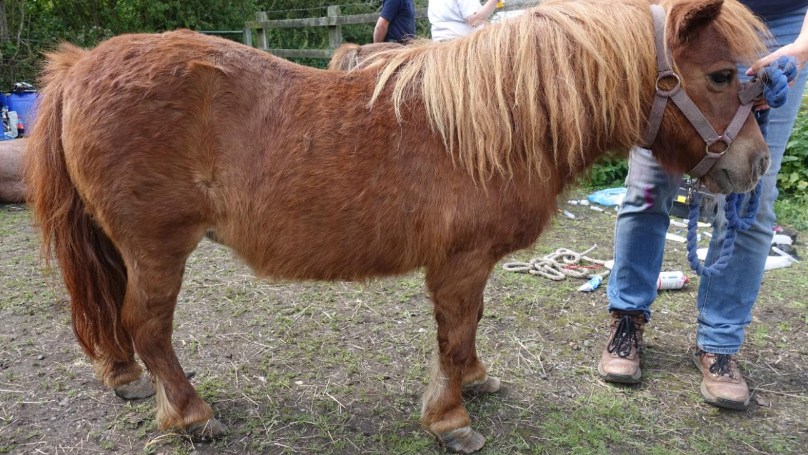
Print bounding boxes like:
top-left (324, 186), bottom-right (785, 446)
top-left (642, 5), bottom-right (765, 178)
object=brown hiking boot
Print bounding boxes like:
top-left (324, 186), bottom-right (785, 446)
top-left (597, 310), bottom-right (645, 384)
top-left (692, 349), bottom-right (750, 410)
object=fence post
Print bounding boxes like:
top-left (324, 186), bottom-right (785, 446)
top-left (327, 5), bottom-right (342, 52)
top-left (243, 28), bottom-right (253, 47)
top-left (256, 11), bottom-right (269, 50)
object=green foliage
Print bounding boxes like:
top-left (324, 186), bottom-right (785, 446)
top-left (0, 0), bottom-right (430, 86)
top-left (776, 102), bottom-right (808, 229)
top-left (586, 156), bottom-right (628, 188)
top-left (0, 0), bottom-right (260, 88)
top-left (775, 190), bottom-right (808, 230)
top-left (781, 105), bottom-right (808, 192)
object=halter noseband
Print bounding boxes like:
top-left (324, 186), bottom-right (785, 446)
top-left (642, 5), bottom-right (765, 178)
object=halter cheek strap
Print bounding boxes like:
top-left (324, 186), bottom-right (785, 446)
top-left (642, 5), bottom-right (765, 179)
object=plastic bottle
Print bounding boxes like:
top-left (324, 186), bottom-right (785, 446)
top-left (657, 271), bottom-right (688, 290)
top-left (6, 111), bottom-right (18, 139)
top-left (578, 275), bottom-right (603, 292)
top-left (1, 106), bottom-right (9, 139)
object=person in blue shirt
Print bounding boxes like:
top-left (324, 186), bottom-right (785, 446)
top-left (373, 0), bottom-right (415, 44)
top-left (374, 0), bottom-right (416, 43)
top-left (599, 0), bottom-right (808, 410)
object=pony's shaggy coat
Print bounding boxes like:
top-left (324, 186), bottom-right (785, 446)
top-left (26, 0), bottom-right (768, 450)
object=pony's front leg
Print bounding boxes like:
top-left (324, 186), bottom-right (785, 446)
top-left (460, 300), bottom-right (501, 395)
top-left (422, 251), bottom-right (498, 454)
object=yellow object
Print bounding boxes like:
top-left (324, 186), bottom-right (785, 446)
top-left (676, 196), bottom-right (687, 203)
top-left (497, 1), bottom-right (505, 8)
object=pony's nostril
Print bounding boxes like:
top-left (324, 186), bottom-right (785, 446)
top-left (750, 152), bottom-right (770, 179)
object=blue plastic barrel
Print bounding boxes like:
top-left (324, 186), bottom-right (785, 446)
top-left (8, 92), bottom-right (38, 133)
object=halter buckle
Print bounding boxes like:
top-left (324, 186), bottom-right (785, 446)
top-left (706, 136), bottom-right (730, 155)
top-left (655, 70), bottom-right (681, 97)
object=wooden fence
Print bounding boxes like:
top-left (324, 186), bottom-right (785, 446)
top-left (243, 0), bottom-right (537, 59)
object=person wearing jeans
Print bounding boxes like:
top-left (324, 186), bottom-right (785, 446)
top-left (599, 1), bottom-right (808, 410)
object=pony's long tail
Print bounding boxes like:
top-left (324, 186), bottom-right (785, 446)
top-left (26, 43), bottom-right (130, 362)
top-left (328, 43), bottom-right (361, 71)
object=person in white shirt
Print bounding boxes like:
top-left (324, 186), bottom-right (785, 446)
top-left (428, 0), bottom-right (500, 41)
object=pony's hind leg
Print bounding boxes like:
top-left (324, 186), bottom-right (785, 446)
top-left (90, 306), bottom-right (154, 400)
top-left (119, 230), bottom-right (226, 440)
top-left (93, 350), bottom-right (155, 400)
top-left (422, 251), bottom-right (497, 454)
top-left (94, 348), bottom-right (197, 400)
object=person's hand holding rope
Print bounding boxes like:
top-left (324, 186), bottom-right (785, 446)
top-left (747, 14), bottom-right (808, 110)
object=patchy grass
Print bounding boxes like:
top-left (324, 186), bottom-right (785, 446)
top-left (1, 198), bottom-right (807, 454)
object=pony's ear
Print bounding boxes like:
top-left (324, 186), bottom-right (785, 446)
top-left (670, 0), bottom-right (724, 43)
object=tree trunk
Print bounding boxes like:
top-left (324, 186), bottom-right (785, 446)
top-left (0, 0), bottom-right (9, 43)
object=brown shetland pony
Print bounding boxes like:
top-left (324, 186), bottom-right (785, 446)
top-left (27, 0), bottom-right (769, 452)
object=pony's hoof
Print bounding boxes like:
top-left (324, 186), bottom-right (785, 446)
top-left (438, 426), bottom-right (486, 453)
top-left (187, 418), bottom-right (227, 441)
top-left (114, 376), bottom-right (155, 400)
top-left (463, 375), bottom-right (501, 394)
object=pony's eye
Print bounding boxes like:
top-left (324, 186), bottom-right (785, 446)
top-left (709, 70), bottom-right (733, 85)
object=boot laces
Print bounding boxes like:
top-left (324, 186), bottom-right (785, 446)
top-left (698, 350), bottom-right (735, 378)
top-left (606, 315), bottom-right (639, 358)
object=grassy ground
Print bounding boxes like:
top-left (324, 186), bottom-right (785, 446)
top-left (1, 197), bottom-right (807, 455)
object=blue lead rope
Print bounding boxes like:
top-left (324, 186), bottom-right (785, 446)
top-left (686, 56), bottom-right (798, 277)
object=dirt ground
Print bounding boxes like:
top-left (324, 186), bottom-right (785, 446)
top-left (1, 198), bottom-right (807, 455)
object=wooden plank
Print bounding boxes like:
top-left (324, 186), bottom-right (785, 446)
top-left (327, 5), bottom-right (342, 50)
top-left (256, 12), bottom-right (269, 50)
top-left (197, 30), bottom-right (244, 34)
top-left (246, 16), bottom-right (330, 29)
top-left (334, 9), bottom-right (428, 26)
top-left (266, 48), bottom-right (332, 59)
top-left (243, 28), bottom-right (252, 47)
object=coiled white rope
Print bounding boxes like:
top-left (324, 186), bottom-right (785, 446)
top-left (502, 245), bottom-right (610, 281)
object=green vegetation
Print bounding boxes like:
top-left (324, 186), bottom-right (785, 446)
top-left (779, 103), bottom-right (808, 229)
top-left (0, 0), bottom-right (423, 82)
top-left (0, 0), bottom-right (261, 86)
top-left (584, 156), bottom-right (629, 188)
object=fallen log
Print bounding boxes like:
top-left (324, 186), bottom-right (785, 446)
top-left (0, 138), bottom-right (27, 203)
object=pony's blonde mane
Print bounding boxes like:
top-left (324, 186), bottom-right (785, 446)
top-left (368, 0), bottom-right (767, 181)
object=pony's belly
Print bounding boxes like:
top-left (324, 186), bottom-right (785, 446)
top-left (249, 241), bottom-right (423, 282)
top-left (219, 212), bottom-right (433, 282)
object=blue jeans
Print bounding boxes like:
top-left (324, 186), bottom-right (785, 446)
top-left (607, 7), bottom-right (808, 354)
